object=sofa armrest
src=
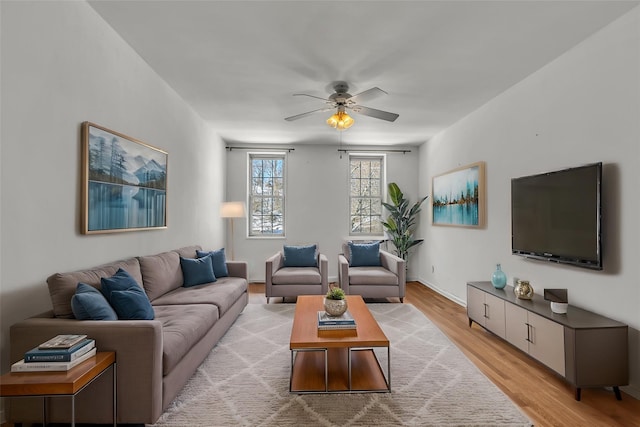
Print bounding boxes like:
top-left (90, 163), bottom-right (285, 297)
top-left (10, 312), bottom-right (164, 423)
top-left (318, 253), bottom-right (329, 294)
top-left (226, 260), bottom-right (248, 280)
top-left (380, 250), bottom-right (406, 296)
top-left (338, 254), bottom-right (350, 294)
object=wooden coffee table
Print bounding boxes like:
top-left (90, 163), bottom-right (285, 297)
top-left (289, 295), bottom-right (390, 393)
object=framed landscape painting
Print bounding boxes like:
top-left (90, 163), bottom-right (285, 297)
top-left (432, 161), bottom-right (485, 228)
top-left (81, 122), bottom-right (168, 234)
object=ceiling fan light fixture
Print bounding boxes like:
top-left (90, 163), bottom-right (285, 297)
top-left (326, 110), bottom-right (354, 131)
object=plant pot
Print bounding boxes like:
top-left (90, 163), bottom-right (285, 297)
top-left (324, 297), bottom-right (348, 317)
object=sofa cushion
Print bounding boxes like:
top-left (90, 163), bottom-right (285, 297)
top-left (283, 244), bottom-right (318, 267)
top-left (180, 255), bottom-right (216, 287)
top-left (138, 251), bottom-right (184, 301)
top-left (349, 241), bottom-right (382, 267)
top-left (272, 267), bottom-right (322, 285)
top-left (151, 276), bottom-right (247, 317)
top-left (47, 258), bottom-right (142, 319)
top-left (153, 304), bottom-right (219, 375)
top-left (197, 249), bottom-right (229, 278)
top-left (348, 266), bottom-right (399, 285)
top-left (71, 283), bottom-right (118, 321)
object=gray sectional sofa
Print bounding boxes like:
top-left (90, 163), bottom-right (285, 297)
top-left (8, 245), bottom-right (248, 425)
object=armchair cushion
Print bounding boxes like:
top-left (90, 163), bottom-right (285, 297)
top-left (272, 267), bottom-right (322, 285)
top-left (283, 244), bottom-right (318, 267)
top-left (348, 241), bottom-right (382, 267)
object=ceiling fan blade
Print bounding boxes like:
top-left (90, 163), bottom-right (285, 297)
top-left (348, 87), bottom-right (388, 104)
top-left (349, 105), bottom-right (399, 122)
top-left (284, 107), bottom-right (334, 121)
top-left (293, 93), bottom-right (331, 102)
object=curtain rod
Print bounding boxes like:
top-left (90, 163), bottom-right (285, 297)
top-left (226, 146), bottom-right (295, 152)
top-left (337, 149), bottom-right (411, 154)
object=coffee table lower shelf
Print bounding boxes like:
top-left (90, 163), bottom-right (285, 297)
top-left (290, 347), bottom-right (390, 394)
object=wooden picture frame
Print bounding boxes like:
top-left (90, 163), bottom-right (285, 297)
top-left (81, 122), bottom-right (168, 234)
top-left (432, 161), bottom-right (486, 228)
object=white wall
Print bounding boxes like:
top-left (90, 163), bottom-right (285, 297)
top-left (225, 145), bottom-right (421, 283)
top-left (417, 7), bottom-right (640, 397)
top-left (0, 0), bottom-right (226, 380)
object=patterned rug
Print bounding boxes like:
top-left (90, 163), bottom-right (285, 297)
top-left (148, 303), bottom-right (532, 426)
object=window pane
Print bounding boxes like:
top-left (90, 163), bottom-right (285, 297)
top-left (249, 154), bottom-right (286, 236)
top-left (349, 156), bottom-right (384, 236)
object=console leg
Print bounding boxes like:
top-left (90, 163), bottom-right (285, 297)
top-left (614, 386), bottom-right (622, 400)
top-left (575, 387), bottom-right (581, 401)
top-left (468, 318), bottom-right (473, 328)
top-left (400, 298), bottom-right (404, 303)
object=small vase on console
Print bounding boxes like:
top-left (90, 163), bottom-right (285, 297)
top-left (491, 264), bottom-right (507, 289)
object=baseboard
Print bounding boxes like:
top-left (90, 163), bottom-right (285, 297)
top-left (414, 278), bottom-right (466, 307)
top-left (622, 384), bottom-right (640, 400)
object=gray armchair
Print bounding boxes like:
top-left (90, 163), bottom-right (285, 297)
top-left (338, 242), bottom-right (406, 302)
top-left (265, 244), bottom-right (329, 303)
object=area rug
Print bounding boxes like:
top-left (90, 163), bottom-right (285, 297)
top-left (148, 303), bottom-right (532, 426)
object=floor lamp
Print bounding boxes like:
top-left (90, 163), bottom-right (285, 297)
top-left (220, 202), bottom-right (246, 260)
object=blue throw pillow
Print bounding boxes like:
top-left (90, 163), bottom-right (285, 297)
top-left (283, 244), bottom-right (317, 267)
top-left (196, 248), bottom-right (229, 278)
top-left (71, 283), bottom-right (118, 320)
top-left (180, 254), bottom-right (216, 287)
top-left (100, 268), bottom-right (141, 301)
top-left (100, 268), bottom-right (154, 320)
top-left (349, 242), bottom-right (382, 267)
top-left (109, 289), bottom-right (155, 320)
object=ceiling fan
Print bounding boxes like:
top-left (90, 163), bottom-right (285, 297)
top-left (284, 81), bottom-right (399, 130)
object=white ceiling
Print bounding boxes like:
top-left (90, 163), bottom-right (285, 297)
top-left (88, 1), bottom-right (638, 147)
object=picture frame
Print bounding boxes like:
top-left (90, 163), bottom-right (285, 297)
top-left (432, 161), bottom-right (486, 228)
top-left (81, 122), bottom-right (168, 234)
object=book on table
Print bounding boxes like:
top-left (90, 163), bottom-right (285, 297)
top-left (38, 334), bottom-right (87, 349)
top-left (24, 339), bottom-right (95, 362)
top-left (11, 348), bottom-right (97, 372)
top-left (317, 310), bottom-right (357, 330)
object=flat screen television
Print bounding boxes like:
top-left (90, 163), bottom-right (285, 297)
top-left (511, 162), bottom-right (602, 270)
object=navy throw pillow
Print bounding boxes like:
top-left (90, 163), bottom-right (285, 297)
top-left (180, 254), bottom-right (216, 287)
top-left (100, 268), bottom-right (154, 320)
top-left (349, 242), bottom-right (382, 267)
top-left (109, 289), bottom-right (155, 320)
top-left (196, 248), bottom-right (229, 278)
top-left (71, 283), bottom-right (118, 320)
top-left (283, 244), bottom-right (317, 267)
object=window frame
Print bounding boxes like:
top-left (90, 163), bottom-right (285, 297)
top-left (348, 153), bottom-right (386, 237)
top-left (247, 152), bottom-right (287, 238)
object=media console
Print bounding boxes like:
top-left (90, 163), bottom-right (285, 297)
top-left (467, 281), bottom-right (628, 400)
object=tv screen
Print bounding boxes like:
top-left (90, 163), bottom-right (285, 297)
top-left (511, 162), bottom-right (602, 270)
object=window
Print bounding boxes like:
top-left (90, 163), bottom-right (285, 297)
top-left (349, 155), bottom-right (384, 235)
top-left (249, 153), bottom-right (285, 236)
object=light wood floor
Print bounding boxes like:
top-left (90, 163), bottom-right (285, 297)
top-left (251, 282), bottom-right (640, 427)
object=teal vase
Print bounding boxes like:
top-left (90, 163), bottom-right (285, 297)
top-left (491, 264), bottom-right (507, 289)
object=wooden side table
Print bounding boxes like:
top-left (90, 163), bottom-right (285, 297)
top-left (0, 351), bottom-right (116, 427)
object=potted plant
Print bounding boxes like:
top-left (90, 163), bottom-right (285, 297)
top-left (381, 182), bottom-right (429, 262)
top-left (324, 287), bottom-right (347, 317)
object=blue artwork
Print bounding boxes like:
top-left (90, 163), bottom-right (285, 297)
top-left (83, 123), bottom-right (167, 233)
top-left (432, 162), bottom-right (485, 227)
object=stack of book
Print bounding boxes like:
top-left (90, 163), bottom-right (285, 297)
top-left (317, 311), bottom-right (357, 330)
top-left (11, 334), bottom-right (96, 372)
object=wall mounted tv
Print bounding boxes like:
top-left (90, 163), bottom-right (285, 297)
top-left (511, 162), bottom-right (602, 270)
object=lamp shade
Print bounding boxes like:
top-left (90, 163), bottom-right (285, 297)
top-left (220, 201), bottom-right (246, 218)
